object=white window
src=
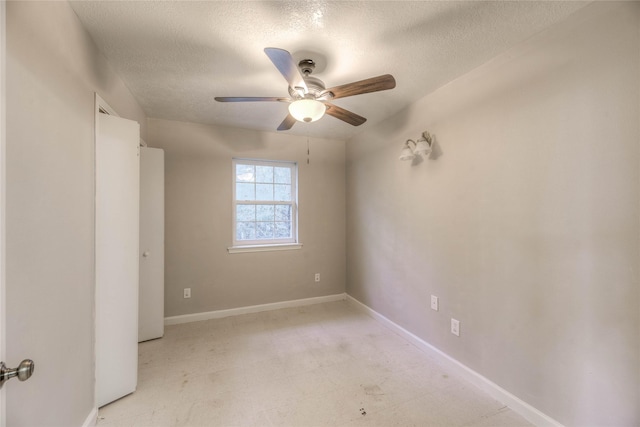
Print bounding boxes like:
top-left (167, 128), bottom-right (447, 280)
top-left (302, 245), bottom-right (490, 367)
top-left (232, 158), bottom-right (298, 247)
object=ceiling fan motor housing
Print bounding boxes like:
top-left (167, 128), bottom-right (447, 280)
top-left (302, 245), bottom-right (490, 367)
top-left (286, 59), bottom-right (333, 101)
top-left (289, 75), bottom-right (327, 99)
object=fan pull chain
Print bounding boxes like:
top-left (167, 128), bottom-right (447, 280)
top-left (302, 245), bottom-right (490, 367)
top-left (307, 136), bottom-right (310, 165)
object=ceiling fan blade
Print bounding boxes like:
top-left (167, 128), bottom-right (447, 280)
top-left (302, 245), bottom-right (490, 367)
top-left (214, 97), bottom-right (289, 102)
top-left (325, 103), bottom-right (367, 126)
top-left (277, 114), bottom-right (297, 131)
top-left (264, 48), bottom-right (308, 93)
top-left (322, 74), bottom-right (396, 100)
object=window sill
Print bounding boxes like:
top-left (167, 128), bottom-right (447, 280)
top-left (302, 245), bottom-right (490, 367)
top-left (227, 243), bottom-right (303, 254)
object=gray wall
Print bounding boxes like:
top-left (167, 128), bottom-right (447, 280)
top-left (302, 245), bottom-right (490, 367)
top-left (148, 118), bottom-right (346, 317)
top-left (6, 2), bottom-right (147, 425)
top-left (346, 3), bottom-right (639, 426)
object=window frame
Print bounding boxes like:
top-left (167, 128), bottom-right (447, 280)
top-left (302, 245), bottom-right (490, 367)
top-left (230, 158), bottom-right (299, 250)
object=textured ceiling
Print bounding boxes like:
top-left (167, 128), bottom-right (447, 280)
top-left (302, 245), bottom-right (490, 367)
top-left (69, 1), bottom-right (588, 140)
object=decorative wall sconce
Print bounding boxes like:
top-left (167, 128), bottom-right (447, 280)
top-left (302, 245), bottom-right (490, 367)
top-left (399, 131), bottom-right (433, 161)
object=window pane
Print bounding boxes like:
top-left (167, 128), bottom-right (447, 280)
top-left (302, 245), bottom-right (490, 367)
top-left (275, 205), bottom-right (291, 221)
top-left (256, 222), bottom-right (274, 240)
top-left (274, 184), bottom-right (291, 201)
top-left (275, 222), bottom-right (291, 238)
top-left (236, 164), bottom-right (255, 182)
top-left (236, 222), bottom-right (255, 240)
top-left (256, 166), bottom-right (274, 183)
top-left (236, 205), bottom-right (255, 222)
top-left (274, 167), bottom-right (291, 184)
top-left (256, 205), bottom-right (274, 221)
top-left (256, 184), bottom-right (274, 201)
top-left (236, 183), bottom-right (255, 201)
top-left (233, 160), bottom-right (296, 245)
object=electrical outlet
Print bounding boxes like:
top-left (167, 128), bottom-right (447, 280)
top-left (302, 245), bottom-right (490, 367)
top-left (184, 288), bottom-right (191, 298)
top-left (315, 273), bottom-right (320, 282)
top-left (451, 318), bottom-right (460, 336)
top-left (430, 295), bottom-right (439, 311)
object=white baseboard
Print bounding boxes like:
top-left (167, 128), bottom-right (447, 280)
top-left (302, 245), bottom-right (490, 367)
top-left (346, 295), bottom-right (563, 427)
top-left (165, 293), bottom-right (347, 325)
top-left (81, 406), bottom-right (98, 427)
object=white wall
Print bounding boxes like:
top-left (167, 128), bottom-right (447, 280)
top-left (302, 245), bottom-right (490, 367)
top-left (6, 2), bottom-right (147, 425)
top-left (148, 119), bottom-right (346, 317)
top-left (346, 3), bottom-right (639, 426)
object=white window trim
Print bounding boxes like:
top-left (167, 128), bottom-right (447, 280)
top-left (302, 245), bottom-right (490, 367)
top-left (230, 158), bottom-right (300, 252)
top-left (227, 243), bottom-right (303, 254)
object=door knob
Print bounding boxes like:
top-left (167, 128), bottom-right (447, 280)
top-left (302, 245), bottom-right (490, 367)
top-left (0, 359), bottom-right (35, 388)
top-left (142, 251), bottom-right (150, 257)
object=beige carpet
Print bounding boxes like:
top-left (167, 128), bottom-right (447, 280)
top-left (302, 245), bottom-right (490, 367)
top-left (98, 300), bottom-right (532, 426)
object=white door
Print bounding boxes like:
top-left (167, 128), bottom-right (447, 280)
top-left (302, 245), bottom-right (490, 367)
top-left (139, 147), bottom-right (164, 342)
top-left (95, 113), bottom-right (139, 407)
top-left (1, 3), bottom-right (35, 418)
top-left (0, 1), bottom-right (6, 424)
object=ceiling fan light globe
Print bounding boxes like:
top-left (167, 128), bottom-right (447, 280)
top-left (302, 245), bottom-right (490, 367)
top-left (289, 99), bottom-right (326, 123)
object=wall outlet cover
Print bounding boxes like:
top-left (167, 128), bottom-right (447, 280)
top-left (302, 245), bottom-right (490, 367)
top-left (430, 295), bottom-right (439, 311)
top-left (451, 318), bottom-right (460, 336)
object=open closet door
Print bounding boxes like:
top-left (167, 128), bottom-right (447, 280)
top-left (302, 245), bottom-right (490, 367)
top-left (139, 147), bottom-right (164, 342)
top-left (95, 113), bottom-right (139, 407)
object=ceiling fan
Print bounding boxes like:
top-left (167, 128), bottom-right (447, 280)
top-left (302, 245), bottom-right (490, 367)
top-left (215, 48), bottom-right (396, 131)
